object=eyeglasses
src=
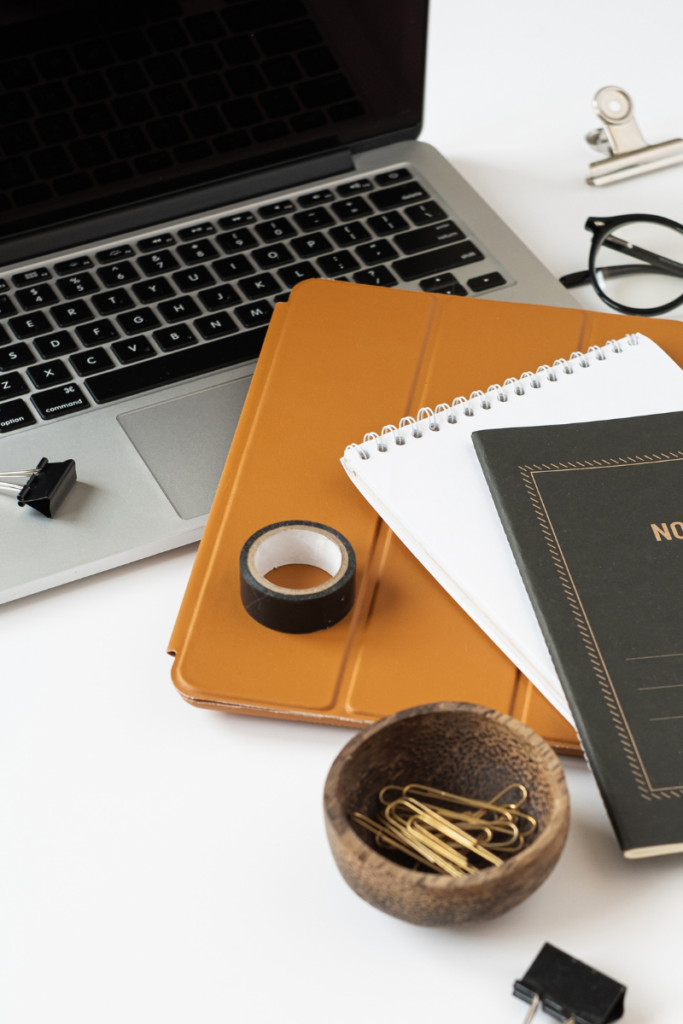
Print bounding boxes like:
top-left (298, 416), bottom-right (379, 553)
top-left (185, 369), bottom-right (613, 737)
top-left (560, 214), bottom-right (683, 317)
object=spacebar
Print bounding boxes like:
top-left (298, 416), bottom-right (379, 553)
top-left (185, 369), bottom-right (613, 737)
top-left (86, 327), bottom-right (267, 404)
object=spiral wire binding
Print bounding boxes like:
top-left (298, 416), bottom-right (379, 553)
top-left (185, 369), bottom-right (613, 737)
top-left (345, 335), bottom-right (640, 460)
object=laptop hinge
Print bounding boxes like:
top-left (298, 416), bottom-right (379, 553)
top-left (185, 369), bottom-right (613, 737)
top-left (0, 149), bottom-right (355, 268)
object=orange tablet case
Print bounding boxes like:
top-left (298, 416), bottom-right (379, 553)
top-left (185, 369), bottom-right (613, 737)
top-left (168, 280), bottom-right (683, 754)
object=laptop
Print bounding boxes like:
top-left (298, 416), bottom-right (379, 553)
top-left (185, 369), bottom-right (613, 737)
top-left (0, 0), bottom-right (575, 605)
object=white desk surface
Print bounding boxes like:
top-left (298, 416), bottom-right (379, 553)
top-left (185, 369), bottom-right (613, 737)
top-left (3, 3), bottom-right (683, 1021)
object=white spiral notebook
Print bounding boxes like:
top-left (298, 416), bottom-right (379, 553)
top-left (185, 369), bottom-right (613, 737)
top-left (341, 334), bottom-right (683, 722)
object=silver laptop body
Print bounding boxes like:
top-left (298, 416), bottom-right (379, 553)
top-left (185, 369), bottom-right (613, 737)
top-left (0, 0), bottom-right (575, 605)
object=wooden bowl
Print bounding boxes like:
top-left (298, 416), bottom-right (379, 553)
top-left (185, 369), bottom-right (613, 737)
top-left (324, 702), bottom-right (570, 926)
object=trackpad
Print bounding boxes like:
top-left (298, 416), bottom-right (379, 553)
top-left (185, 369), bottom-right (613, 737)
top-left (117, 377), bottom-right (251, 520)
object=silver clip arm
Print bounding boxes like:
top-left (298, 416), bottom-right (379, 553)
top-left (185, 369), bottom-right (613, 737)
top-left (586, 86), bottom-right (683, 186)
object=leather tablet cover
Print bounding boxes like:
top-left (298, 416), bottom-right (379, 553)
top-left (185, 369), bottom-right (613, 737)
top-left (168, 279), bottom-right (683, 754)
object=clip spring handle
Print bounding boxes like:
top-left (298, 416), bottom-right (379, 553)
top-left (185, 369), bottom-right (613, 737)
top-left (519, 995), bottom-right (576, 1024)
top-left (586, 86), bottom-right (683, 186)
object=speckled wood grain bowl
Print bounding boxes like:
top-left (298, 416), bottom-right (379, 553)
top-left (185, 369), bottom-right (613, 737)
top-left (323, 702), bottom-right (570, 926)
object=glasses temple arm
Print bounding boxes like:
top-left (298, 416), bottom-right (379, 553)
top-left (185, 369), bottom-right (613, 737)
top-left (601, 234), bottom-right (683, 276)
top-left (560, 263), bottom-right (683, 289)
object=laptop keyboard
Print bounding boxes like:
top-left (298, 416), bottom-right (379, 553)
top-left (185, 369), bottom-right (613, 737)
top-left (0, 168), bottom-right (508, 433)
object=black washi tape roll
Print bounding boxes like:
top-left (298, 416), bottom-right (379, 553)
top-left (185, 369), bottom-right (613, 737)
top-left (240, 520), bottom-right (356, 634)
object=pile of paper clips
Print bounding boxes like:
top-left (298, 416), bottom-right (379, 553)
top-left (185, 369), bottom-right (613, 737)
top-left (353, 782), bottom-right (537, 876)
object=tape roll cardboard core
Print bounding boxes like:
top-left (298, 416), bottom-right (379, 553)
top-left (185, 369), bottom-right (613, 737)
top-left (240, 521), bottom-right (356, 634)
top-left (252, 528), bottom-right (343, 580)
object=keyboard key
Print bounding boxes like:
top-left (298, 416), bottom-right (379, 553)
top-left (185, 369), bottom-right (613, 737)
top-left (331, 197), bottom-right (373, 221)
top-left (0, 294), bottom-right (17, 318)
top-left (0, 324), bottom-right (8, 345)
top-left (158, 296), bottom-right (201, 323)
top-left (235, 300), bottom-right (273, 328)
top-left (291, 234), bottom-right (331, 258)
top-left (405, 201), bottom-right (447, 226)
top-left (0, 371), bottom-right (29, 400)
top-left (317, 251), bottom-right (360, 276)
top-left (173, 266), bottom-right (215, 292)
top-left (367, 211), bottom-right (409, 236)
top-left (178, 222), bottom-right (216, 240)
top-left (153, 324), bottom-right (197, 351)
top-left (467, 271), bottom-right (507, 292)
top-left (77, 319), bottom-right (119, 346)
top-left (12, 267), bottom-right (51, 287)
top-left (31, 382), bottom-right (89, 419)
top-left (117, 308), bottom-right (161, 335)
top-left (298, 188), bottom-right (333, 207)
top-left (132, 278), bottom-right (175, 303)
top-left (278, 262), bottom-right (319, 288)
top-left (97, 244), bottom-right (135, 263)
top-left (420, 272), bottom-right (466, 296)
top-left (52, 301), bottom-right (94, 328)
top-left (54, 256), bottom-right (93, 275)
top-left (239, 273), bottom-right (280, 300)
top-left (394, 221), bottom-right (465, 256)
top-left (70, 347), bottom-right (115, 376)
top-left (293, 208), bottom-right (335, 232)
top-left (337, 178), bottom-right (373, 196)
top-left (0, 343), bottom-right (36, 370)
top-left (16, 284), bottom-right (58, 309)
top-left (213, 255), bottom-right (254, 280)
top-left (353, 266), bottom-right (398, 287)
top-left (259, 200), bottom-right (295, 217)
top-left (0, 398), bottom-right (35, 431)
top-left (177, 240), bottom-right (219, 264)
top-left (371, 182), bottom-right (430, 211)
top-left (138, 251), bottom-right (180, 276)
top-left (356, 240), bottom-right (398, 265)
top-left (218, 212), bottom-right (256, 228)
top-left (255, 218), bottom-right (297, 243)
top-left (86, 326), bottom-right (267, 403)
top-left (8, 312), bottom-right (52, 338)
top-left (194, 310), bottom-right (238, 339)
top-left (0, 280), bottom-right (7, 292)
top-left (92, 289), bottom-right (134, 314)
top-left (98, 262), bottom-right (140, 286)
top-left (375, 168), bottom-right (412, 187)
top-left (138, 232), bottom-right (175, 252)
top-left (27, 359), bottom-right (72, 389)
top-left (329, 222), bottom-right (370, 247)
top-left (253, 244), bottom-right (294, 269)
top-left (34, 331), bottom-right (77, 358)
top-left (57, 273), bottom-right (100, 299)
top-left (352, 266), bottom-right (401, 286)
top-left (112, 337), bottom-right (157, 364)
top-left (197, 285), bottom-right (240, 311)
top-left (217, 228), bottom-right (258, 254)
top-left (393, 242), bottom-right (484, 281)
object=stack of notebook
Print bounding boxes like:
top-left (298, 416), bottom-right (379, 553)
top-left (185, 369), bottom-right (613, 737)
top-left (170, 280), bottom-right (683, 855)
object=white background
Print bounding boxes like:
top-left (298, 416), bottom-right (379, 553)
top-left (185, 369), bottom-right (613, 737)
top-left (3, 2), bottom-right (683, 1021)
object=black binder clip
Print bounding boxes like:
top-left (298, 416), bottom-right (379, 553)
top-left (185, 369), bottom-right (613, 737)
top-left (514, 943), bottom-right (625, 1024)
top-left (0, 457), bottom-right (76, 518)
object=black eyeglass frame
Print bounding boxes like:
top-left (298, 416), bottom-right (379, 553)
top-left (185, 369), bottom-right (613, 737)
top-left (584, 213), bottom-right (683, 317)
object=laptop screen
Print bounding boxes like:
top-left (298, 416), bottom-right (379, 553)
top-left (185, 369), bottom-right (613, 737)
top-left (0, 0), bottom-right (428, 242)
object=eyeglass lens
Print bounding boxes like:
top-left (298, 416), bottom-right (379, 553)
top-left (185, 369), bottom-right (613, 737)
top-left (593, 220), bottom-right (683, 311)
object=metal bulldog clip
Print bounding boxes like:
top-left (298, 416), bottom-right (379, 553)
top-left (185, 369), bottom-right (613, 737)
top-left (514, 943), bottom-right (625, 1024)
top-left (0, 457), bottom-right (77, 518)
top-left (586, 86), bottom-right (683, 186)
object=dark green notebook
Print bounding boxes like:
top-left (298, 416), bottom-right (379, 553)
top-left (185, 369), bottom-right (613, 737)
top-left (473, 411), bottom-right (683, 858)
